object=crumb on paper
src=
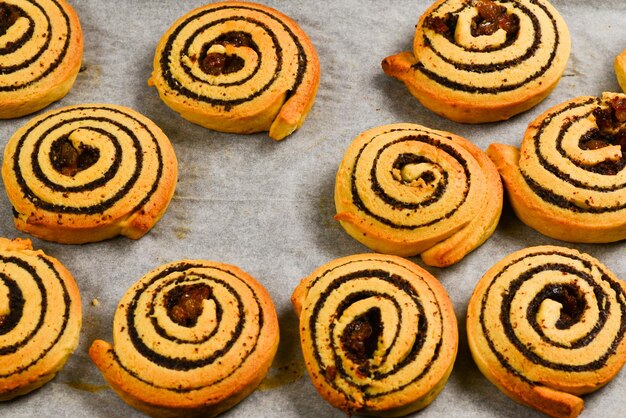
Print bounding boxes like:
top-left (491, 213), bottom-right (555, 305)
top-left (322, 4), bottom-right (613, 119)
top-left (91, 298), bottom-right (100, 307)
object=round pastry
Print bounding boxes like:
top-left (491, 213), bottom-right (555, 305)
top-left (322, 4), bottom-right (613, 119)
top-left (487, 92), bottom-right (626, 243)
top-left (291, 253), bottom-right (458, 417)
top-left (2, 104), bottom-right (178, 244)
top-left (334, 123), bottom-right (502, 267)
top-left (616, 48), bottom-right (626, 93)
top-left (467, 245), bottom-right (626, 418)
top-left (89, 260), bottom-right (279, 418)
top-left (149, 1), bottom-right (320, 141)
top-left (382, 0), bottom-right (570, 123)
top-left (0, 237), bottom-right (81, 401)
top-left (0, 0), bottom-right (83, 119)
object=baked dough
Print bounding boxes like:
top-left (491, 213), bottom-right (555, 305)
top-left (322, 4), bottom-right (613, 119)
top-left (149, 1), bottom-right (320, 141)
top-left (292, 254), bottom-right (457, 416)
top-left (292, 253), bottom-right (457, 416)
top-left (467, 245), bottom-right (626, 418)
top-left (382, 0), bottom-right (570, 123)
top-left (487, 92), bottom-right (626, 243)
top-left (2, 104), bottom-right (178, 244)
top-left (90, 260), bottom-right (279, 418)
top-left (334, 123), bottom-right (502, 267)
top-left (616, 47), bottom-right (626, 93)
top-left (0, 237), bottom-right (81, 401)
top-left (0, 0), bottom-right (82, 119)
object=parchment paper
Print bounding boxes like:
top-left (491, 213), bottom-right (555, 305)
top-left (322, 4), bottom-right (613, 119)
top-left (1, 1), bottom-right (624, 417)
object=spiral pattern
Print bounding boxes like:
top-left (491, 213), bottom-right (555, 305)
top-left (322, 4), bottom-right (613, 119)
top-left (2, 104), bottom-right (178, 244)
top-left (149, 1), bottom-right (320, 140)
top-left (0, 238), bottom-right (81, 401)
top-left (382, 0), bottom-right (570, 123)
top-left (487, 92), bottom-right (626, 243)
top-left (334, 123), bottom-right (502, 267)
top-left (291, 254), bottom-right (457, 416)
top-left (0, 0), bottom-right (82, 118)
top-left (89, 260), bottom-right (279, 418)
top-left (467, 246), bottom-right (626, 418)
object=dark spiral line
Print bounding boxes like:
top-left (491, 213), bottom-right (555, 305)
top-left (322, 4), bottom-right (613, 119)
top-left (0, 255), bottom-right (71, 378)
top-left (479, 250), bottom-right (626, 385)
top-left (11, 106), bottom-right (165, 215)
top-left (350, 128), bottom-right (471, 229)
top-left (0, 0), bottom-right (72, 91)
top-left (116, 262), bottom-right (266, 393)
top-left (307, 259), bottom-right (445, 401)
top-left (159, 4), bottom-right (307, 107)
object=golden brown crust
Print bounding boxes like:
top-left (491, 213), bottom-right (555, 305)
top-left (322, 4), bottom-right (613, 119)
top-left (616, 48), bottom-right (626, 93)
top-left (149, 1), bottom-right (320, 141)
top-left (292, 253), bottom-right (458, 416)
top-left (1, 104), bottom-right (178, 244)
top-left (487, 93), bottom-right (626, 243)
top-left (467, 245), bottom-right (626, 418)
top-left (90, 260), bottom-right (279, 418)
top-left (0, 237), bottom-right (81, 401)
top-left (382, 0), bottom-right (570, 123)
top-left (334, 123), bottom-right (502, 267)
top-left (0, 0), bottom-right (83, 119)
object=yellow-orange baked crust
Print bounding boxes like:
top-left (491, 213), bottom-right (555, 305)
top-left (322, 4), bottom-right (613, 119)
top-left (382, 0), bottom-right (570, 123)
top-left (0, 237), bottom-right (81, 401)
top-left (467, 245), bottom-right (626, 418)
top-left (334, 123), bottom-right (502, 267)
top-left (90, 260), bottom-right (279, 418)
top-left (487, 92), bottom-right (626, 243)
top-left (0, 0), bottom-right (82, 119)
top-left (616, 48), bottom-right (626, 93)
top-left (149, 1), bottom-right (320, 140)
top-left (2, 104), bottom-right (178, 244)
top-left (292, 253), bottom-right (458, 416)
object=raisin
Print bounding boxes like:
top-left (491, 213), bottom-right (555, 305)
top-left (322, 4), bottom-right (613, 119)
top-left (165, 284), bottom-right (211, 327)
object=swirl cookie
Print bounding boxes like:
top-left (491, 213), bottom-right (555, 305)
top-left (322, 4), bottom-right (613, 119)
top-left (149, 1), bottom-right (320, 141)
top-left (616, 48), bottom-right (626, 93)
top-left (467, 246), bottom-right (626, 418)
top-left (89, 260), bottom-right (279, 418)
top-left (382, 0), bottom-right (570, 123)
top-left (0, 237), bottom-right (81, 401)
top-left (334, 123), bottom-right (502, 267)
top-left (0, 0), bottom-right (82, 119)
top-left (2, 104), bottom-right (178, 244)
top-left (291, 254), bottom-right (458, 416)
top-left (487, 92), bottom-right (626, 243)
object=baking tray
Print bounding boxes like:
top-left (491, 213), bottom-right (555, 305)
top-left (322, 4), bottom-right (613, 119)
top-left (1, 0), bottom-right (624, 417)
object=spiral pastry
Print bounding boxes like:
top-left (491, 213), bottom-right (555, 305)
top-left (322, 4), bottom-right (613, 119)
top-left (291, 254), bottom-right (458, 416)
top-left (334, 123), bottom-right (502, 267)
top-left (148, 1), bottom-right (320, 141)
top-left (616, 48), bottom-right (626, 93)
top-left (0, 237), bottom-right (81, 401)
top-left (467, 246), bottom-right (626, 418)
top-left (0, 0), bottom-right (82, 119)
top-left (382, 0), bottom-right (570, 123)
top-left (2, 104), bottom-right (178, 244)
top-left (487, 92), bottom-right (626, 243)
top-left (89, 260), bottom-right (279, 418)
